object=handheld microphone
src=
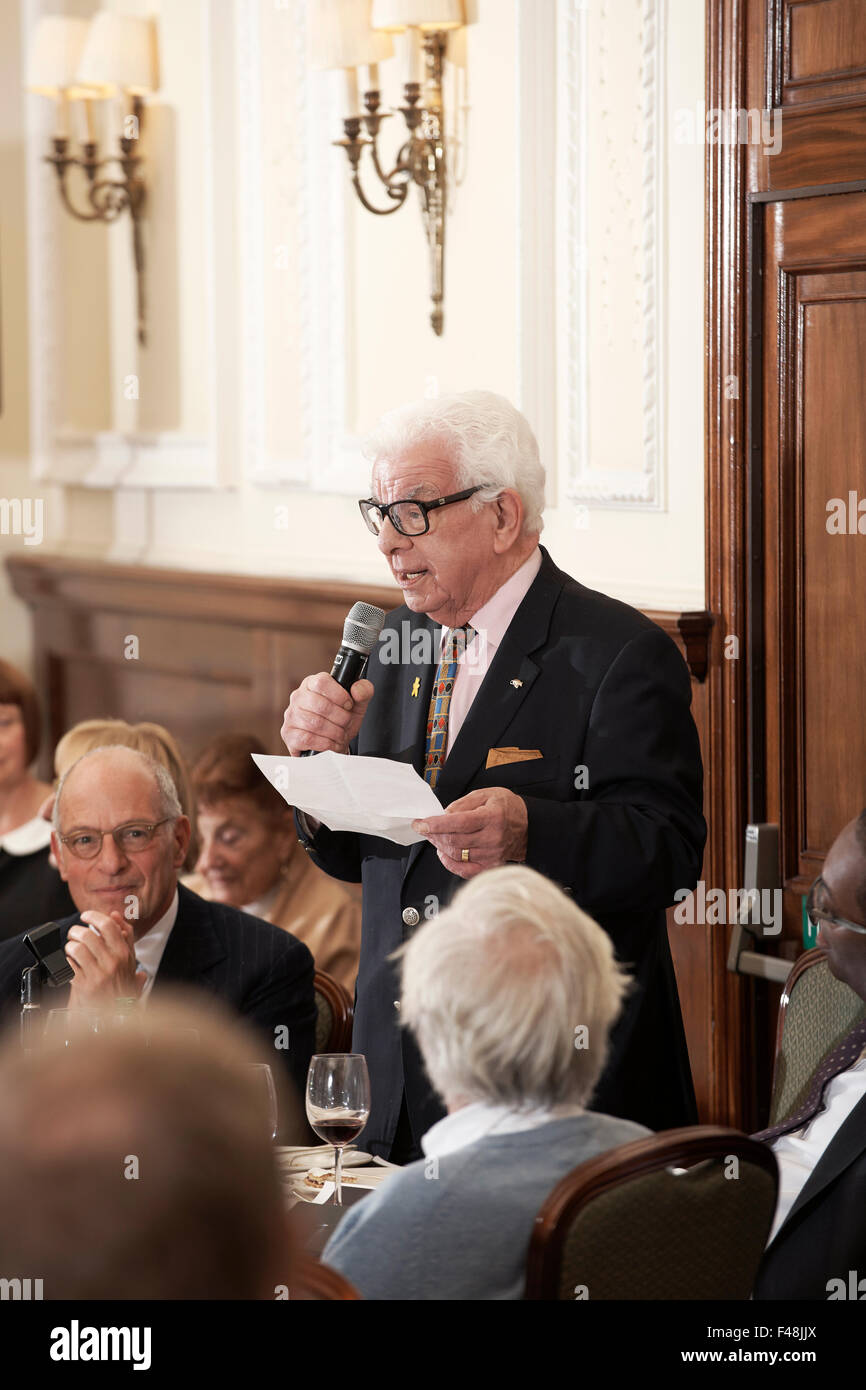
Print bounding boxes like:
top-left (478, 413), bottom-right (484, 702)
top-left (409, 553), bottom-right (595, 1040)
top-left (300, 601), bottom-right (386, 756)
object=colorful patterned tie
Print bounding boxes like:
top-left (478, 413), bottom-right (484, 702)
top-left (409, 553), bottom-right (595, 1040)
top-left (753, 1018), bottom-right (866, 1142)
top-left (424, 624), bottom-right (474, 788)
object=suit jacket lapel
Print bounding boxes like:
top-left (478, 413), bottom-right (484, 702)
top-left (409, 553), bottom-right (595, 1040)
top-left (152, 883), bottom-right (226, 988)
top-left (770, 1087), bottom-right (866, 1241)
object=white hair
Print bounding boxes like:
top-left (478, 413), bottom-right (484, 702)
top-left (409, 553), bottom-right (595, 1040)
top-left (397, 865), bottom-right (631, 1111)
top-left (53, 745), bottom-right (182, 832)
top-left (362, 390), bottom-right (546, 536)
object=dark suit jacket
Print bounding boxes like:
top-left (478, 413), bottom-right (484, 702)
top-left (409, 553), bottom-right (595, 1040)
top-left (755, 1087), bottom-right (866, 1299)
top-left (0, 845), bottom-right (75, 943)
top-left (296, 546), bottom-right (706, 1157)
top-left (0, 882), bottom-right (317, 1101)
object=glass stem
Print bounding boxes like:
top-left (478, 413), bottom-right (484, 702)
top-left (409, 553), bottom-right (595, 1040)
top-left (334, 1145), bottom-right (343, 1206)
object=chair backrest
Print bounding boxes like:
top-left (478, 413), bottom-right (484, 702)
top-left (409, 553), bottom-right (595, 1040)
top-left (769, 947), bottom-right (866, 1127)
top-left (313, 970), bottom-right (354, 1054)
top-left (524, 1126), bottom-right (778, 1301)
top-left (290, 1256), bottom-right (362, 1301)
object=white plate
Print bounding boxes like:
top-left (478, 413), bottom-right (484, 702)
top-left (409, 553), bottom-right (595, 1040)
top-left (275, 1146), bottom-right (372, 1170)
top-left (293, 1166), bottom-right (394, 1192)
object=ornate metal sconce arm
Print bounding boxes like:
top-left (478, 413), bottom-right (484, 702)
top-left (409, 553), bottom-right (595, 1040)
top-left (46, 137), bottom-right (144, 223)
top-left (334, 118), bottom-right (409, 216)
top-left (332, 32), bottom-right (451, 335)
top-left (42, 110), bottom-right (148, 347)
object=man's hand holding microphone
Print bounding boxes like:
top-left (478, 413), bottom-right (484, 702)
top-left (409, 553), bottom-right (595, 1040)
top-left (280, 601), bottom-right (383, 757)
top-left (281, 674), bottom-right (375, 756)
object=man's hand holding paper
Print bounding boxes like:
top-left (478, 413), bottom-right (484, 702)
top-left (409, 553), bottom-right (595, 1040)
top-left (253, 752), bottom-right (443, 847)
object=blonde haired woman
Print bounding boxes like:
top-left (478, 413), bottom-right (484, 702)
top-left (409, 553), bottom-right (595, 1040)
top-left (53, 719), bottom-right (197, 868)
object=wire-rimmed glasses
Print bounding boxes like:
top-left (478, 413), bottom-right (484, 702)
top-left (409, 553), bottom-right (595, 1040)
top-left (58, 819), bottom-right (174, 860)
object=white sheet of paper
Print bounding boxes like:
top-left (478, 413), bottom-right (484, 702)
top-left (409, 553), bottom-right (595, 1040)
top-left (252, 752), bottom-right (443, 846)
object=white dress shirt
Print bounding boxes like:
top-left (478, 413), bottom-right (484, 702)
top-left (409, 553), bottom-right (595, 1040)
top-left (768, 1048), bottom-right (866, 1243)
top-left (422, 1098), bottom-right (585, 1159)
top-left (132, 889), bottom-right (179, 999)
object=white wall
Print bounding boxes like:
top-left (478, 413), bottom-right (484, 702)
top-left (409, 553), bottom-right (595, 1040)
top-left (0, 0), bottom-right (706, 677)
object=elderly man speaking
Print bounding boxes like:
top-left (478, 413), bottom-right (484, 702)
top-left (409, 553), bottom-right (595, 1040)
top-left (282, 390), bottom-right (706, 1160)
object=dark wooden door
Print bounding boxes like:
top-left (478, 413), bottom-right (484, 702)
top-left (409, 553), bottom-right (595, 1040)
top-left (761, 194), bottom-right (866, 942)
top-left (708, 0), bottom-right (866, 1126)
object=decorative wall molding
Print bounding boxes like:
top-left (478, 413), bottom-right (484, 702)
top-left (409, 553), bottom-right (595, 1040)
top-left (52, 430), bottom-right (213, 490)
top-left (515, 0), bottom-right (558, 492)
top-left (23, 0), bottom-right (61, 486)
top-left (22, 0), bottom-right (224, 493)
top-left (236, 0), bottom-right (361, 493)
top-left (556, 0), bottom-right (667, 510)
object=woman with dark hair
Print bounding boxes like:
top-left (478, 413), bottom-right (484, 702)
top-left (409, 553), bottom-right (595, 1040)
top-left (185, 733), bottom-right (361, 992)
top-left (0, 660), bottom-right (74, 941)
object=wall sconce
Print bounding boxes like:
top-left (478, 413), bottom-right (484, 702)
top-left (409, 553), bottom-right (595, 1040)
top-left (310, 0), bottom-right (466, 336)
top-left (26, 13), bottom-right (159, 347)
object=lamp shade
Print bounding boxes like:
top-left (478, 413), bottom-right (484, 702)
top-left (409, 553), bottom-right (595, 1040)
top-left (371, 0), bottom-right (464, 31)
top-left (309, 0), bottom-right (395, 70)
top-left (25, 16), bottom-right (92, 97)
top-left (75, 13), bottom-right (159, 96)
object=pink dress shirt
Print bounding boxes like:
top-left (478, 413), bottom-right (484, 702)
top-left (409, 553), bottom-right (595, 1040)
top-left (441, 547), bottom-right (542, 758)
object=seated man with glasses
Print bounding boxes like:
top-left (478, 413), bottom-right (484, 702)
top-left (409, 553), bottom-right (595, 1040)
top-left (753, 810), bottom-right (866, 1299)
top-left (0, 745), bottom-right (316, 1101)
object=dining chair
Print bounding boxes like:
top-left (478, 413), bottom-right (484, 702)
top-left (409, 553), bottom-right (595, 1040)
top-left (524, 1126), bottom-right (778, 1300)
top-left (767, 947), bottom-right (866, 1128)
top-left (313, 969), bottom-right (354, 1054)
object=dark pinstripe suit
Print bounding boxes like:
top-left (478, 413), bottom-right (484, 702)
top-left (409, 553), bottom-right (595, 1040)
top-left (0, 882), bottom-right (316, 1099)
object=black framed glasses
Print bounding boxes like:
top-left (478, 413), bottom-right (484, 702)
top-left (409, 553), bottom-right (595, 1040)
top-left (58, 819), bottom-right (175, 861)
top-left (805, 878), bottom-right (866, 936)
top-left (358, 487), bottom-right (482, 537)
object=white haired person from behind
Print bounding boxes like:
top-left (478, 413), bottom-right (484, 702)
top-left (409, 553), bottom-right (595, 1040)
top-left (321, 865), bottom-right (651, 1300)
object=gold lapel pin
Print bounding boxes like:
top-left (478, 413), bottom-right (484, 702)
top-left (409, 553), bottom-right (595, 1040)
top-left (411, 676), bottom-right (421, 698)
top-left (510, 678), bottom-right (523, 689)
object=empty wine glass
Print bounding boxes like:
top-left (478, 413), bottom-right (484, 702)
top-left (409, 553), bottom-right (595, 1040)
top-left (306, 1054), bottom-right (371, 1206)
top-left (247, 1063), bottom-right (279, 1142)
top-left (43, 1008), bottom-right (103, 1047)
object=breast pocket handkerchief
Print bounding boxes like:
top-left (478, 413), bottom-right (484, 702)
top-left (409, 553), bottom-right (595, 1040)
top-left (485, 747), bottom-right (543, 770)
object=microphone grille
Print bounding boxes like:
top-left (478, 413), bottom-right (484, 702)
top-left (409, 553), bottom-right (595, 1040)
top-left (343, 602), bottom-right (386, 654)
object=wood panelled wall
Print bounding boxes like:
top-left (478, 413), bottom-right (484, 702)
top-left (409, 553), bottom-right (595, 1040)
top-left (5, 553), bottom-right (718, 1116)
top-left (708, 0), bottom-right (866, 1128)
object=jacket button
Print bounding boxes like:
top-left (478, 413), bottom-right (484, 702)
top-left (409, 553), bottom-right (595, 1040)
top-left (402, 906), bottom-right (420, 927)
top-left (393, 1000), bottom-right (401, 1011)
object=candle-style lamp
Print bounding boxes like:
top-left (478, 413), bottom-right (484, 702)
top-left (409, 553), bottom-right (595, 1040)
top-left (309, 0), bottom-right (394, 120)
top-left (26, 13), bottom-right (159, 347)
top-left (25, 16), bottom-right (92, 140)
top-left (313, 0), bottom-right (466, 335)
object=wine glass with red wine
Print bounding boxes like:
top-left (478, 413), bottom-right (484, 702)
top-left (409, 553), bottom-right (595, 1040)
top-left (306, 1054), bottom-right (371, 1206)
